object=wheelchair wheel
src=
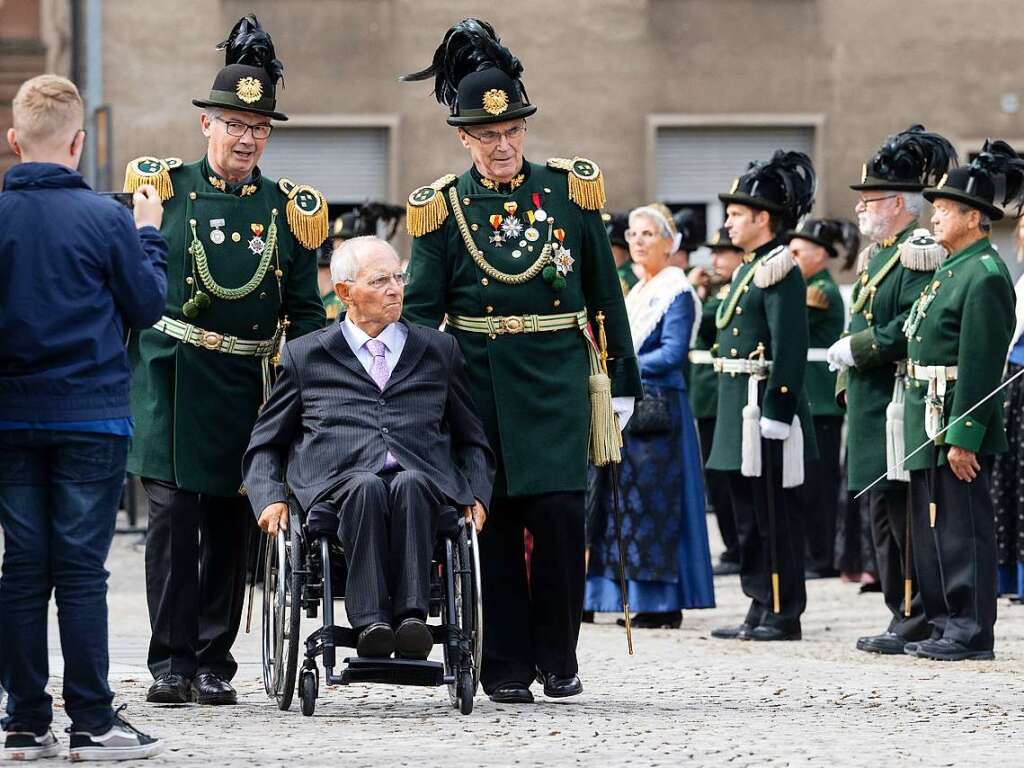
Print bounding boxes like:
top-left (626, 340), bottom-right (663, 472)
top-left (299, 667), bottom-right (317, 717)
top-left (446, 521), bottom-right (482, 713)
top-left (261, 515), bottom-right (302, 710)
top-left (458, 670), bottom-right (474, 715)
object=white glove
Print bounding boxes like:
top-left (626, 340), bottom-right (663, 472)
top-left (826, 336), bottom-right (854, 372)
top-left (759, 417), bottom-right (791, 441)
top-left (612, 396), bottom-right (635, 430)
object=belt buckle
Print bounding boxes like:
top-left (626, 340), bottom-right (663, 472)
top-left (500, 315), bottom-right (525, 334)
top-left (200, 330), bottom-right (224, 351)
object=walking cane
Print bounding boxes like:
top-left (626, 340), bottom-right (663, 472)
top-left (595, 312), bottom-right (633, 655)
top-left (929, 442), bottom-right (939, 529)
top-left (762, 413), bottom-right (781, 615)
top-left (245, 523), bottom-right (266, 634)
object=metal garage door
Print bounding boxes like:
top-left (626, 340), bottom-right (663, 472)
top-left (257, 126), bottom-right (389, 203)
top-left (655, 125), bottom-right (815, 239)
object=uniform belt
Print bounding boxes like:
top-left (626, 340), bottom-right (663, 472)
top-left (907, 362), bottom-right (958, 382)
top-left (712, 357), bottom-right (772, 375)
top-left (688, 349), bottom-right (714, 365)
top-left (153, 315), bottom-right (277, 357)
top-left (446, 310), bottom-right (587, 336)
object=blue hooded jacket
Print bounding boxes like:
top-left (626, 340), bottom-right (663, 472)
top-left (0, 162), bottom-right (168, 423)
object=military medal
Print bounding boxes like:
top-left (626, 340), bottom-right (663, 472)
top-left (249, 223), bottom-right (266, 255)
top-left (525, 228), bottom-right (540, 242)
top-left (488, 214), bottom-right (504, 246)
top-left (532, 193), bottom-right (547, 222)
top-left (501, 215), bottom-right (523, 240)
top-left (554, 248), bottom-right (574, 275)
top-left (209, 218), bottom-right (226, 245)
top-left (512, 249), bottom-right (522, 259)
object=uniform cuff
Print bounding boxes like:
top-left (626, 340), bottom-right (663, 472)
top-left (945, 417), bottom-right (986, 453)
top-left (609, 356), bottom-right (644, 398)
top-left (849, 328), bottom-right (884, 369)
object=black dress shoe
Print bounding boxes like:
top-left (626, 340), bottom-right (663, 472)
top-left (856, 631), bottom-right (908, 655)
top-left (395, 617), bottom-right (433, 660)
top-left (914, 638), bottom-right (994, 661)
top-left (713, 560), bottom-right (742, 576)
top-left (192, 672), bottom-right (237, 705)
top-left (488, 682), bottom-right (534, 704)
top-left (711, 623), bottom-right (754, 640)
top-left (749, 625), bottom-right (801, 642)
top-left (536, 670), bottom-right (583, 698)
top-left (146, 673), bottom-right (191, 704)
top-left (357, 622), bottom-right (396, 658)
top-left (617, 611), bottom-right (682, 629)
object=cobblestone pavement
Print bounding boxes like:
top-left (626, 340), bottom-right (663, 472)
top-left (19, 523), bottom-right (1024, 766)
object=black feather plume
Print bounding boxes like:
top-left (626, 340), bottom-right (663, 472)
top-left (400, 18), bottom-right (525, 113)
top-left (973, 139), bottom-right (1024, 216)
top-left (747, 150), bottom-right (816, 229)
top-left (870, 124), bottom-right (957, 186)
top-left (218, 14), bottom-right (284, 85)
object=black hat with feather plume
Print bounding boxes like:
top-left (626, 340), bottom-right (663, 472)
top-left (851, 124), bottom-right (956, 191)
top-left (923, 139), bottom-right (1024, 221)
top-left (192, 15), bottom-right (288, 121)
top-left (401, 18), bottom-right (536, 126)
top-left (784, 218), bottom-right (861, 260)
top-left (719, 150), bottom-right (817, 230)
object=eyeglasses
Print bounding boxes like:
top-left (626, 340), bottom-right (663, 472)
top-left (346, 272), bottom-right (409, 291)
top-left (463, 123), bottom-right (527, 146)
top-left (215, 117), bottom-right (273, 140)
top-left (855, 194), bottom-right (897, 210)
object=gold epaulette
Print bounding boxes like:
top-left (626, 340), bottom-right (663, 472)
top-left (806, 284), bottom-right (830, 310)
top-left (753, 245), bottom-right (795, 289)
top-left (123, 157), bottom-right (183, 202)
top-left (546, 156), bottom-right (606, 210)
top-left (406, 174), bottom-right (457, 237)
top-left (278, 179), bottom-right (329, 251)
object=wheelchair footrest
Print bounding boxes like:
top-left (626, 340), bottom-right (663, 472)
top-left (306, 624), bottom-right (358, 659)
top-left (340, 658), bottom-right (445, 687)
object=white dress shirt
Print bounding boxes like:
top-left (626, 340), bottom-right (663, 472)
top-left (340, 317), bottom-right (408, 377)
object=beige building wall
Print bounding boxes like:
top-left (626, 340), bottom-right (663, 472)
top-left (28, 0), bottom-right (1024, 268)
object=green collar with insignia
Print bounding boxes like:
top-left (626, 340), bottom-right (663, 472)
top-left (201, 156), bottom-right (261, 197)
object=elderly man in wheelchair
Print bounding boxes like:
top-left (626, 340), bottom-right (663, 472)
top-left (242, 236), bottom-right (493, 711)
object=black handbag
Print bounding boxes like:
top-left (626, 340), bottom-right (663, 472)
top-left (626, 394), bottom-right (672, 434)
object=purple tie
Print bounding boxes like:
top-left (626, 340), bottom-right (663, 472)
top-left (366, 338), bottom-right (398, 469)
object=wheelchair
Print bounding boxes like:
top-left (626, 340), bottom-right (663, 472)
top-left (260, 496), bottom-right (483, 716)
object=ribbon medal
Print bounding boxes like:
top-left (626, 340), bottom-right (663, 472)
top-left (489, 214), bottom-right (505, 246)
top-left (248, 222), bottom-right (266, 255)
top-left (500, 202), bottom-right (523, 239)
top-left (532, 192), bottom-right (547, 222)
top-left (209, 218), bottom-right (226, 245)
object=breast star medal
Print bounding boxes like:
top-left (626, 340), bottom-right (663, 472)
top-left (501, 216), bottom-right (523, 240)
top-left (554, 248), bottom-right (575, 275)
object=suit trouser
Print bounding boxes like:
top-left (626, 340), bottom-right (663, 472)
top-left (479, 492), bottom-right (585, 691)
top-left (329, 470), bottom-right (443, 628)
top-left (868, 486), bottom-right (928, 639)
top-left (142, 478), bottom-right (251, 681)
top-left (798, 415), bottom-right (842, 574)
top-left (698, 417), bottom-right (738, 560)
top-left (726, 442), bottom-right (806, 630)
top-left (909, 458), bottom-right (997, 651)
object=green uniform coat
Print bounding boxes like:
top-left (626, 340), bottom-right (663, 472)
top-left (904, 237), bottom-right (1015, 470)
top-left (841, 224), bottom-right (932, 490)
top-left (687, 285), bottom-right (725, 420)
top-left (403, 160), bottom-right (642, 499)
top-left (707, 240), bottom-right (817, 472)
top-left (803, 268), bottom-right (844, 417)
top-left (127, 157), bottom-right (325, 496)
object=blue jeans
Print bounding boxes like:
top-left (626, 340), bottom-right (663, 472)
top-left (0, 430), bottom-right (127, 733)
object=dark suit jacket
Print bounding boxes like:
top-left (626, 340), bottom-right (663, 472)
top-left (242, 318), bottom-right (495, 517)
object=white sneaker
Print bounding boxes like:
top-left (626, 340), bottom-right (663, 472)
top-left (0, 729), bottom-right (60, 761)
top-left (67, 706), bottom-right (164, 762)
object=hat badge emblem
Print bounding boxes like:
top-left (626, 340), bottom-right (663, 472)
top-left (936, 173), bottom-right (948, 189)
top-left (482, 88), bottom-right (509, 116)
top-left (235, 76), bottom-right (263, 104)
top-left (861, 163), bottom-right (868, 183)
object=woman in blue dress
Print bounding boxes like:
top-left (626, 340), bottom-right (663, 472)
top-left (586, 203), bottom-right (715, 627)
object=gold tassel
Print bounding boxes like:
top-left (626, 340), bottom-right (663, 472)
top-left (406, 191), bottom-right (449, 237)
top-left (568, 170), bottom-right (606, 211)
top-left (286, 196), bottom-right (328, 251)
top-left (123, 157), bottom-right (174, 201)
top-left (586, 317), bottom-right (622, 467)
